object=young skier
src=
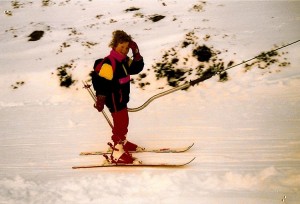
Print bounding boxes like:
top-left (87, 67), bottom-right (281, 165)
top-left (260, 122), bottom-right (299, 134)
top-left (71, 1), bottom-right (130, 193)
top-left (92, 30), bottom-right (144, 164)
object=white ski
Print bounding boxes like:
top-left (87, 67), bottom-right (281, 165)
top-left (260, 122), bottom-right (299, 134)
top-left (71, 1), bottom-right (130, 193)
top-left (79, 143), bottom-right (194, 155)
top-left (72, 157), bottom-right (196, 169)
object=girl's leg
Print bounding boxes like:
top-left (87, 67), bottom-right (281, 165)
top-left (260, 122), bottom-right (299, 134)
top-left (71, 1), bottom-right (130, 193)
top-left (111, 108), bottom-right (129, 143)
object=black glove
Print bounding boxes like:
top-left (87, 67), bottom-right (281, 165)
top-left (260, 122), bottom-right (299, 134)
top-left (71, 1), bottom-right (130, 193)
top-left (94, 95), bottom-right (106, 112)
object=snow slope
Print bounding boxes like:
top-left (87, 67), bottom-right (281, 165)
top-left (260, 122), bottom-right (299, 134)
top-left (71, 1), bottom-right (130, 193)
top-left (0, 0), bottom-right (300, 203)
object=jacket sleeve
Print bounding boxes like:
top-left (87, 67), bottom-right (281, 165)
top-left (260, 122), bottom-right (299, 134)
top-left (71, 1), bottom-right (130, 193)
top-left (92, 58), bottom-right (113, 96)
top-left (128, 58), bottom-right (144, 75)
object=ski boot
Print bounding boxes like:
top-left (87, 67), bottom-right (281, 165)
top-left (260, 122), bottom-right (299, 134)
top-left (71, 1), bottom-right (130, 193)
top-left (123, 140), bottom-right (145, 152)
top-left (107, 140), bottom-right (145, 153)
top-left (105, 141), bottom-right (141, 165)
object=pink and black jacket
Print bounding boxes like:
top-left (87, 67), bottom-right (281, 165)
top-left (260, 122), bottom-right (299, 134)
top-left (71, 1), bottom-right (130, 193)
top-left (92, 49), bottom-right (144, 113)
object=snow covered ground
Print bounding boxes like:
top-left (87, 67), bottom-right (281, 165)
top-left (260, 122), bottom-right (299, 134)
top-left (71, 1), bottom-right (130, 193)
top-left (0, 0), bottom-right (300, 203)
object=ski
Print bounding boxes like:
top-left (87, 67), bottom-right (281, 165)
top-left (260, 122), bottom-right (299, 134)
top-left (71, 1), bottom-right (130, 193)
top-left (72, 157), bottom-right (195, 169)
top-left (79, 143), bottom-right (194, 156)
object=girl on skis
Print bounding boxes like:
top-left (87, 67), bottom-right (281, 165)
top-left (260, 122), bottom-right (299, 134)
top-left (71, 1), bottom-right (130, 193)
top-left (92, 30), bottom-right (144, 164)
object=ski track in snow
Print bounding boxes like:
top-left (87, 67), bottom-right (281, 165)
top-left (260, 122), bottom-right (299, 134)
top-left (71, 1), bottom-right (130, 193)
top-left (0, 0), bottom-right (300, 203)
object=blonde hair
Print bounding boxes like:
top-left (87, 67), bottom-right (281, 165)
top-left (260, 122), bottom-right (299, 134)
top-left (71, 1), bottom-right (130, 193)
top-left (109, 30), bottom-right (132, 48)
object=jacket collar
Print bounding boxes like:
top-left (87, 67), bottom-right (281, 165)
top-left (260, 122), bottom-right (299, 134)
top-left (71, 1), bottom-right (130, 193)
top-left (110, 49), bottom-right (126, 62)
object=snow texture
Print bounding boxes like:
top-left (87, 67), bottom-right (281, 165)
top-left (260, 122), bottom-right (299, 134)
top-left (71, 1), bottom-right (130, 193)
top-left (0, 0), bottom-right (300, 203)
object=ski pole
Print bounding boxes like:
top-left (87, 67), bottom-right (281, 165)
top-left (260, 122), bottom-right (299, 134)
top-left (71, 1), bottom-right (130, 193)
top-left (82, 81), bottom-right (114, 129)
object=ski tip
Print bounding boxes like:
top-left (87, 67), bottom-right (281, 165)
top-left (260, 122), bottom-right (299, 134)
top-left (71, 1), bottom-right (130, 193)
top-left (186, 157), bottom-right (196, 165)
top-left (172, 157), bottom-right (196, 167)
top-left (183, 143), bottom-right (194, 152)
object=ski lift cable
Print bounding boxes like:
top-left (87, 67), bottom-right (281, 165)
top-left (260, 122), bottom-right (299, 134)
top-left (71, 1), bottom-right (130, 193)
top-left (128, 39), bottom-right (300, 112)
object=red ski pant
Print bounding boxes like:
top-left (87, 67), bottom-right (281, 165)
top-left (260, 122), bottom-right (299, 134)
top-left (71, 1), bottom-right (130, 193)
top-left (111, 108), bottom-right (129, 143)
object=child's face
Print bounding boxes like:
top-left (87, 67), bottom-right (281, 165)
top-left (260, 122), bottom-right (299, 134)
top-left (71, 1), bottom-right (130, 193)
top-left (115, 42), bottom-right (129, 56)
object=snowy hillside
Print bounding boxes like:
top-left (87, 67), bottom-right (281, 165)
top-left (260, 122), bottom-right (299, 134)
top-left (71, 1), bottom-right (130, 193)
top-left (0, 0), bottom-right (300, 203)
